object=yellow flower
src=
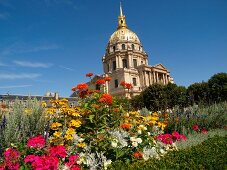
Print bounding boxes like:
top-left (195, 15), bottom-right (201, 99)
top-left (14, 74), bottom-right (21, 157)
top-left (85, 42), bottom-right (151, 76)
top-left (138, 125), bottom-right (147, 131)
top-left (64, 134), bottom-right (73, 141)
top-left (24, 109), bottom-right (32, 115)
top-left (158, 122), bottom-right (167, 130)
top-left (70, 119), bottom-right (82, 128)
top-left (47, 108), bottom-right (56, 114)
top-left (152, 112), bottom-right (159, 117)
top-left (41, 101), bottom-right (47, 108)
top-left (51, 122), bottom-right (62, 130)
top-left (66, 128), bottom-right (76, 135)
top-left (53, 131), bottom-right (62, 138)
top-left (77, 142), bottom-right (86, 148)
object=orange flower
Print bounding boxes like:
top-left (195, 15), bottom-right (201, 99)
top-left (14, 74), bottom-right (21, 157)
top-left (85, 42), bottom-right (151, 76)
top-left (99, 93), bottom-right (113, 105)
top-left (120, 81), bottom-right (126, 87)
top-left (72, 83), bottom-right (88, 91)
top-left (96, 79), bottom-right (105, 85)
top-left (120, 81), bottom-right (132, 89)
top-left (113, 108), bottom-right (120, 112)
top-left (104, 76), bottom-right (112, 82)
top-left (133, 152), bottom-right (143, 159)
top-left (79, 90), bottom-right (89, 98)
top-left (120, 123), bottom-right (132, 130)
top-left (125, 83), bottom-right (133, 89)
top-left (88, 90), bottom-right (100, 94)
top-left (86, 72), bottom-right (93, 77)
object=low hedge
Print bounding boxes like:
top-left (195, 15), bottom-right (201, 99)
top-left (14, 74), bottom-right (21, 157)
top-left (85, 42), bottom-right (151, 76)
top-left (110, 135), bottom-right (227, 170)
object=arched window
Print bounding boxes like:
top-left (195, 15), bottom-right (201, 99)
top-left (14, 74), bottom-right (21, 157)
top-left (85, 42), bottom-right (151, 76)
top-left (132, 44), bottom-right (135, 50)
top-left (122, 44), bottom-right (125, 50)
top-left (122, 59), bottom-right (128, 68)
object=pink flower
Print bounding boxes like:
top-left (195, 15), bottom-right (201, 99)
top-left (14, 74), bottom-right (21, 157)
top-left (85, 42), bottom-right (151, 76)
top-left (49, 145), bottom-right (67, 158)
top-left (27, 135), bottom-right (46, 148)
top-left (172, 131), bottom-right (187, 141)
top-left (24, 155), bottom-right (39, 163)
top-left (28, 155), bottom-right (59, 170)
top-left (4, 148), bottom-right (20, 162)
top-left (201, 128), bottom-right (208, 134)
top-left (65, 155), bottom-right (79, 167)
top-left (70, 165), bottom-right (81, 170)
top-left (157, 134), bottom-right (173, 144)
top-left (192, 124), bottom-right (199, 131)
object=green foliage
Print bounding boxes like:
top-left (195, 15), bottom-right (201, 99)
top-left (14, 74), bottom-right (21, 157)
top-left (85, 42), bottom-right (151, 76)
top-left (0, 98), bottom-right (48, 148)
top-left (110, 135), bottom-right (227, 170)
top-left (165, 102), bottom-right (227, 134)
top-left (130, 72), bottom-right (227, 111)
top-left (208, 72), bottom-right (227, 102)
top-left (187, 81), bottom-right (209, 105)
top-left (176, 129), bottom-right (227, 150)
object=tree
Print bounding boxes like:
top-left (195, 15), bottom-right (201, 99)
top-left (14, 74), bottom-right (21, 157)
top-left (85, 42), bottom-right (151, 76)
top-left (208, 72), bottom-right (227, 102)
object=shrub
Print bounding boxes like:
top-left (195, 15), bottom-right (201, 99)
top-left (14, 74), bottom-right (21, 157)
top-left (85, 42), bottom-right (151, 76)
top-left (110, 135), bottom-right (227, 170)
top-left (0, 98), bottom-right (48, 148)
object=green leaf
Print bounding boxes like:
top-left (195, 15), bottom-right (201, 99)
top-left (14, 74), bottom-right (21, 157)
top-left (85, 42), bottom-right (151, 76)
top-left (89, 115), bottom-right (95, 123)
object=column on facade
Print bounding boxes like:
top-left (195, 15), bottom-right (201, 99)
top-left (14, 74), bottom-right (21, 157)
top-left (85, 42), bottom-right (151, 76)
top-left (156, 72), bottom-right (159, 83)
top-left (153, 71), bottom-right (156, 83)
top-left (143, 71), bottom-right (147, 86)
top-left (162, 74), bottom-right (165, 85)
top-left (148, 71), bottom-right (151, 85)
top-left (165, 74), bottom-right (168, 84)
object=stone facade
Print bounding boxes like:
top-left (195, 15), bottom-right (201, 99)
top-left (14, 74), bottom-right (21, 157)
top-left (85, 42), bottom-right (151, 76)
top-left (101, 4), bottom-right (174, 98)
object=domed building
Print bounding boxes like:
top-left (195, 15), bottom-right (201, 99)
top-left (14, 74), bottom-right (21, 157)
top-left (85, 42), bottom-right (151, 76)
top-left (101, 3), bottom-right (174, 97)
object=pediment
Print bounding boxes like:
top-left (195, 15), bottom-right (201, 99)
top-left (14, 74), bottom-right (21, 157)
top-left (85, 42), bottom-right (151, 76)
top-left (154, 64), bottom-right (167, 70)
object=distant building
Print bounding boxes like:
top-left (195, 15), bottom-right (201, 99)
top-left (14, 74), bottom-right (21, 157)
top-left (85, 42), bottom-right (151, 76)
top-left (0, 92), bottom-right (77, 108)
top-left (99, 3), bottom-right (174, 98)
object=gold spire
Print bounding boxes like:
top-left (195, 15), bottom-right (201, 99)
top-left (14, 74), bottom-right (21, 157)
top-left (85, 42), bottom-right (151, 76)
top-left (118, 1), bottom-right (127, 29)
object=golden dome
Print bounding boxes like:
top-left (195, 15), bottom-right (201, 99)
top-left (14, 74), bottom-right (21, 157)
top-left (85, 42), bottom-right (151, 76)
top-left (109, 27), bottom-right (140, 45)
top-left (108, 2), bottom-right (141, 45)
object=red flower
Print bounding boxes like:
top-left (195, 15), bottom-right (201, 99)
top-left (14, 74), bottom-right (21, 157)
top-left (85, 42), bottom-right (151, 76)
top-left (133, 152), bottom-right (143, 159)
top-left (99, 93), bottom-right (113, 105)
top-left (104, 76), bottom-right (112, 82)
top-left (192, 124), bottom-right (199, 131)
top-left (86, 73), bottom-right (93, 77)
top-left (96, 79), bottom-right (105, 85)
top-left (4, 148), bottom-right (20, 162)
top-left (49, 145), bottom-right (67, 158)
top-left (27, 135), bottom-right (46, 148)
top-left (172, 131), bottom-right (187, 141)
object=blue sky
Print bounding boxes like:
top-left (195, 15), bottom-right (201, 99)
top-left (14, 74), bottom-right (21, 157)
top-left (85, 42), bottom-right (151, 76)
top-left (0, 0), bottom-right (227, 97)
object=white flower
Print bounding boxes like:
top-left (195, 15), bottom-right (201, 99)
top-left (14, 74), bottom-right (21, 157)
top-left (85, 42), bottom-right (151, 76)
top-left (138, 130), bottom-right (142, 134)
top-left (104, 160), bottom-right (112, 170)
top-left (132, 141), bottom-right (138, 147)
top-left (111, 141), bottom-right (118, 148)
top-left (147, 132), bottom-right (151, 136)
top-left (130, 137), bottom-right (136, 142)
top-left (160, 148), bottom-right (165, 154)
top-left (78, 138), bottom-right (85, 142)
top-left (136, 138), bottom-right (142, 144)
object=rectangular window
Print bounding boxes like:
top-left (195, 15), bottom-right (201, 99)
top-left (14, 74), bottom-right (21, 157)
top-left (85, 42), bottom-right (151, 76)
top-left (113, 61), bottom-right (116, 70)
top-left (133, 59), bottom-right (137, 68)
top-left (133, 78), bottom-right (137, 86)
top-left (115, 79), bottom-right (118, 88)
top-left (122, 59), bottom-right (128, 68)
top-left (107, 64), bottom-right (110, 72)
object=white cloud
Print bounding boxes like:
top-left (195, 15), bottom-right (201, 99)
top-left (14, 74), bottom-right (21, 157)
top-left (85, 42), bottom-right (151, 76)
top-left (0, 42), bottom-right (59, 56)
top-left (0, 85), bottom-right (32, 89)
top-left (14, 60), bottom-right (52, 68)
top-left (59, 65), bottom-right (75, 71)
top-left (0, 73), bottom-right (41, 80)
